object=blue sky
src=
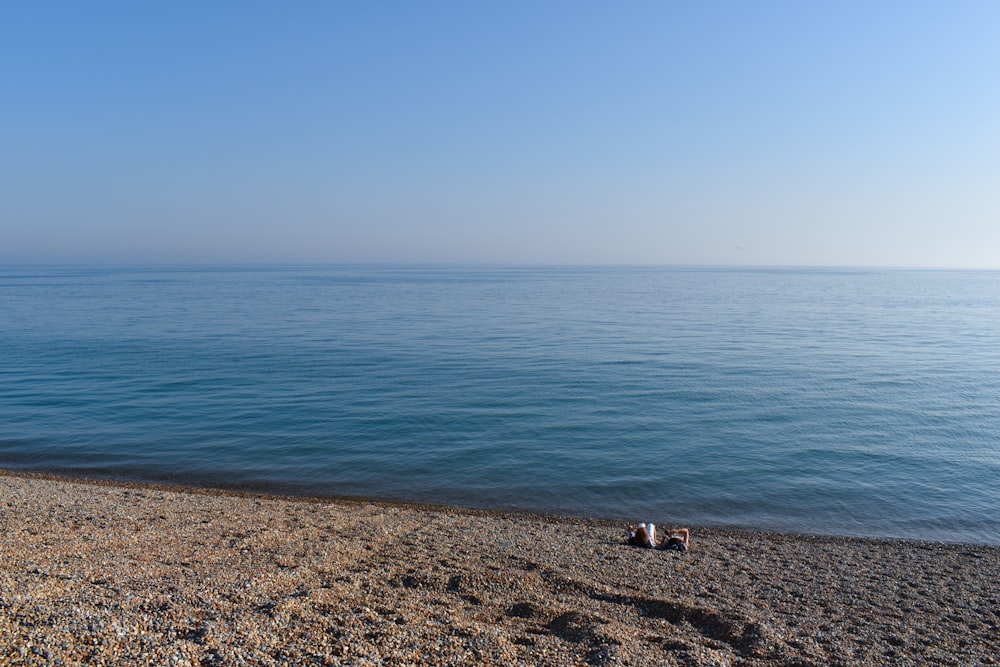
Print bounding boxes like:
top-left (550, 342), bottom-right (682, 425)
top-left (3, 1), bottom-right (998, 266)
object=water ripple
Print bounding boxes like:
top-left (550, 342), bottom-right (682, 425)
top-left (2, 265), bottom-right (999, 544)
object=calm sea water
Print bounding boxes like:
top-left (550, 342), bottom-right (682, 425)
top-left (2, 265), bottom-right (999, 544)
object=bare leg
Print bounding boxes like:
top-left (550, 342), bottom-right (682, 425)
top-left (631, 525), bottom-right (651, 547)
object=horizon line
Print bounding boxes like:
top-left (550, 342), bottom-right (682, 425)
top-left (4, 260), bottom-right (999, 272)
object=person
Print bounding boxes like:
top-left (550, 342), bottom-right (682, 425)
top-left (628, 524), bottom-right (691, 551)
top-left (661, 527), bottom-right (690, 551)
top-left (628, 522), bottom-right (657, 548)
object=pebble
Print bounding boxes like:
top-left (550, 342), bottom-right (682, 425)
top-left (2, 471), bottom-right (998, 666)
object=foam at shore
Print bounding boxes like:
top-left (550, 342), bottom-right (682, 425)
top-left (2, 470), bottom-right (997, 666)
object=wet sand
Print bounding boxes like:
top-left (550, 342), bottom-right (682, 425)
top-left (1, 471), bottom-right (997, 666)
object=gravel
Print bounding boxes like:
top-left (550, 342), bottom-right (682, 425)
top-left (2, 471), bottom-right (997, 666)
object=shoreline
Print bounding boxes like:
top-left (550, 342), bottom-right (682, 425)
top-left (2, 470), bottom-right (998, 665)
top-left (3, 468), bottom-right (993, 548)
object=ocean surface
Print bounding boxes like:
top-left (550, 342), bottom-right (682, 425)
top-left (2, 265), bottom-right (999, 545)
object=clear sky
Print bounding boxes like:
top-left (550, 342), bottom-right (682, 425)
top-left (3, 1), bottom-right (998, 267)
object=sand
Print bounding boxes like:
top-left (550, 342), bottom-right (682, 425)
top-left (1, 471), bottom-right (997, 666)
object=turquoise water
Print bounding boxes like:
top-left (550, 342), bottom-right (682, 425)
top-left (2, 265), bottom-right (999, 544)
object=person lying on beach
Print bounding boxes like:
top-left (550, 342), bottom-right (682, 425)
top-left (628, 523), bottom-right (691, 551)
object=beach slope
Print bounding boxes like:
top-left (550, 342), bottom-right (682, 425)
top-left (1, 472), bottom-right (997, 666)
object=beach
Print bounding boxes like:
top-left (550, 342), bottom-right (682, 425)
top-left (1, 472), bottom-right (997, 666)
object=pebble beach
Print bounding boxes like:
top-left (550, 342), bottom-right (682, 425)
top-left (2, 471), bottom-right (997, 666)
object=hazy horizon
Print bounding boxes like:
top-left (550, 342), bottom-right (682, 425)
top-left (8, 262), bottom-right (1000, 274)
top-left (3, 2), bottom-right (998, 269)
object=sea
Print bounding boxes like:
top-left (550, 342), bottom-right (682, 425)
top-left (2, 265), bottom-right (999, 545)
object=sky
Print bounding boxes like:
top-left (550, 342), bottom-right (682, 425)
top-left (2, 1), bottom-right (999, 267)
